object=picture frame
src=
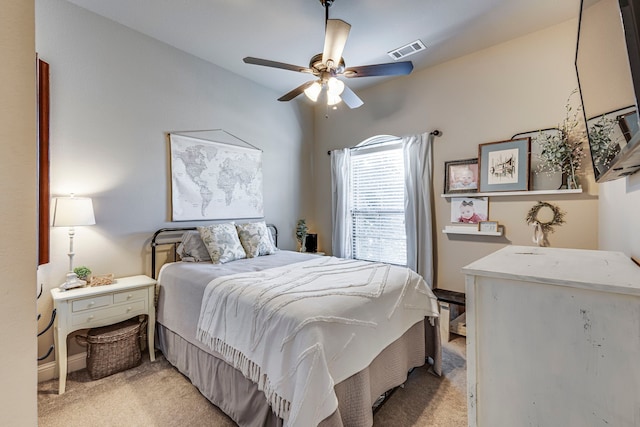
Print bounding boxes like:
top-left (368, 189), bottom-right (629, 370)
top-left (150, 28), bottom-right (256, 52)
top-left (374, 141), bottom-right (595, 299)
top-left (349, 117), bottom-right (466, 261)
top-left (450, 197), bottom-right (489, 224)
top-left (444, 158), bottom-right (478, 194)
top-left (617, 110), bottom-right (639, 142)
top-left (478, 137), bottom-right (530, 192)
top-left (478, 221), bottom-right (499, 233)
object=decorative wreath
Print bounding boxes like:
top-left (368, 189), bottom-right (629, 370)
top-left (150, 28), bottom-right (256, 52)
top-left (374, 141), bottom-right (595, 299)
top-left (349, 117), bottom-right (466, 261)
top-left (525, 201), bottom-right (565, 234)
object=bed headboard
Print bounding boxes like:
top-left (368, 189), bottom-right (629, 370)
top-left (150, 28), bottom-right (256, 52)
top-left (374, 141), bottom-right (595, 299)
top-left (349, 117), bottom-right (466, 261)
top-left (150, 223), bottom-right (278, 279)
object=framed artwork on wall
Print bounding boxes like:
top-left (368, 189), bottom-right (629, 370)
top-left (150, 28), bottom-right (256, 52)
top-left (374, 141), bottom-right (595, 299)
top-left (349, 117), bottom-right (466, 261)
top-left (478, 137), bottom-right (530, 192)
top-left (169, 133), bottom-right (264, 221)
top-left (444, 158), bottom-right (478, 194)
top-left (450, 197), bottom-right (489, 224)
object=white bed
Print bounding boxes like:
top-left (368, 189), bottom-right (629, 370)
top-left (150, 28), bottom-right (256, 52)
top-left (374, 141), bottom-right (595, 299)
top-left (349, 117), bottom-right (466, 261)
top-left (152, 225), bottom-right (441, 427)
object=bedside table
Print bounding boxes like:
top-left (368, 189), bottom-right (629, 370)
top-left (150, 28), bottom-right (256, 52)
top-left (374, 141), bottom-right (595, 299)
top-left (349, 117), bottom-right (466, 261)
top-left (50, 275), bottom-right (156, 394)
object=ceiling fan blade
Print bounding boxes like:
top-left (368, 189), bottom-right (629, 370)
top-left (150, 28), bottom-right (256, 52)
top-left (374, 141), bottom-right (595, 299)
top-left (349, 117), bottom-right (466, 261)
top-left (340, 85), bottom-right (364, 109)
top-left (343, 61), bottom-right (414, 78)
top-left (278, 81), bottom-right (317, 102)
top-left (243, 57), bottom-right (314, 74)
top-left (322, 19), bottom-right (351, 68)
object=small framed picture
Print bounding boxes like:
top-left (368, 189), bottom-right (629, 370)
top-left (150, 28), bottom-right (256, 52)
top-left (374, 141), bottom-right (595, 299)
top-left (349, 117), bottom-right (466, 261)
top-left (478, 221), bottom-right (499, 233)
top-left (478, 137), bottom-right (531, 192)
top-left (617, 110), bottom-right (639, 142)
top-left (450, 197), bottom-right (489, 224)
top-left (444, 158), bottom-right (479, 194)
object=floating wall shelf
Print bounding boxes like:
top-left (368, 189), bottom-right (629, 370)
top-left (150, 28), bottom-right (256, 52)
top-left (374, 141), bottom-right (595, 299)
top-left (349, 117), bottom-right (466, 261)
top-left (441, 188), bottom-right (582, 198)
top-left (442, 225), bottom-right (504, 236)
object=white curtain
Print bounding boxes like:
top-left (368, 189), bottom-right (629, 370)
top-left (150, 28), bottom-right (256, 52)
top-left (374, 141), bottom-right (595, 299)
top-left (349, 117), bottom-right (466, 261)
top-left (330, 148), bottom-right (352, 258)
top-left (403, 133), bottom-right (434, 287)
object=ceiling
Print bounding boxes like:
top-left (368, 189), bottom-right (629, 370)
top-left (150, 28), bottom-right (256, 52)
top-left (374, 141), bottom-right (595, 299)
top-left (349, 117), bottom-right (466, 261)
top-left (65, 0), bottom-right (582, 97)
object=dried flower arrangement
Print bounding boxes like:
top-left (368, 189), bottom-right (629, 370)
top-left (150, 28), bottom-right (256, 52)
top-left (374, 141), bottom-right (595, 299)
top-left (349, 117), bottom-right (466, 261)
top-left (534, 90), bottom-right (588, 189)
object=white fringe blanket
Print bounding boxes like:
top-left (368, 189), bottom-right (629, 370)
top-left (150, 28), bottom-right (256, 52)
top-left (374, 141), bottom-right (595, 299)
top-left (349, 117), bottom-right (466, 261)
top-left (196, 256), bottom-right (439, 427)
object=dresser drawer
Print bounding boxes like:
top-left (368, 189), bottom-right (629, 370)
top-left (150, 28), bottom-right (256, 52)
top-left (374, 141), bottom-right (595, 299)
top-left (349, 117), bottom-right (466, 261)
top-left (114, 288), bottom-right (147, 304)
top-left (72, 294), bottom-right (113, 312)
top-left (71, 300), bottom-right (146, 328)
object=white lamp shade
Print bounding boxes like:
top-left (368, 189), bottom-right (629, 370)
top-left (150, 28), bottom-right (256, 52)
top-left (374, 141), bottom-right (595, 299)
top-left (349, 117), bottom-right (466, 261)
top-left (327, 92), bottom-right (342, 106)
top-left (51, 196), bottom-right (96, 227)
top-left (327, 77), bottom-right (345, 96)
top-left (304, 81), bottom-right (322, 102)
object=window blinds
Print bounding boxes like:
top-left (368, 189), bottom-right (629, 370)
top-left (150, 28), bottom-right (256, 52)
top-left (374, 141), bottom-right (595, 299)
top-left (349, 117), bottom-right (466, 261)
top-left (350, 146), bottom-right (407, 266)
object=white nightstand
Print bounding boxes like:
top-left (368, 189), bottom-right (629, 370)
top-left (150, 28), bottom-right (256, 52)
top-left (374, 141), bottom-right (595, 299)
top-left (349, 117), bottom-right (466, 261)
top-left (50, 275), bottom-right (156, 394)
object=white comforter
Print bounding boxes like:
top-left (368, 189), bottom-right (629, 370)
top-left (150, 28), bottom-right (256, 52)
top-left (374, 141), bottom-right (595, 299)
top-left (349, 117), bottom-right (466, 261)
top-left (196, 256), bottom-right (439, 427)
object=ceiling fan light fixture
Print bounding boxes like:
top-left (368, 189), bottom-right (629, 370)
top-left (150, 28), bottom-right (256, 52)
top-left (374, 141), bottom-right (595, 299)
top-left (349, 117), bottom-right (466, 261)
top-left (327, 92), bottom-right (342, 106)
top-left (304, 81), bottom-right (322, 102)
top-left (327, 77), bottom-right (345, 96)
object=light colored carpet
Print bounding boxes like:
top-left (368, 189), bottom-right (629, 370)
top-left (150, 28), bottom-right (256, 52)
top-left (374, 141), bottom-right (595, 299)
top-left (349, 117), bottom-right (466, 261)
top-left (38, 336), bottom-right (467, 426)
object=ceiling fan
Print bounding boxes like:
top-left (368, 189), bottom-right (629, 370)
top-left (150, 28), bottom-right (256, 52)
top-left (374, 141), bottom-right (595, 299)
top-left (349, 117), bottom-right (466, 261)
top-left (243, 0), bottom-right (414, 109)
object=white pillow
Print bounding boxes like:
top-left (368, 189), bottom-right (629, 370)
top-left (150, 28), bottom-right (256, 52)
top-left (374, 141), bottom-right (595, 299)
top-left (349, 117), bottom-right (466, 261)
top-left (236, 221), bottom-right (278, 258)
top-left (197, 223), bottom-right (247, 264)
top-left (176, 230), bottom-right (211, 262)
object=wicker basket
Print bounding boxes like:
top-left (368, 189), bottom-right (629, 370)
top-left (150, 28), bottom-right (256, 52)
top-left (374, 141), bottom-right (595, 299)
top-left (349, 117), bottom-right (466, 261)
top-left (76, 318), bottom-right (143, 380)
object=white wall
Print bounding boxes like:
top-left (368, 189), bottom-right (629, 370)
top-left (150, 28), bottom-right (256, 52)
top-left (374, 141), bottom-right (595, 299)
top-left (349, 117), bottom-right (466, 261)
top-left (36, 0), bottom-right (313, 362)
top-left (0, 0), bottom-right (38, 425)
top-left (582, 0), bottom-right (640, 258)
top-left (599, 174), bottom-right (640, 257)
top-left (313, 18), bottom-right (600, 292)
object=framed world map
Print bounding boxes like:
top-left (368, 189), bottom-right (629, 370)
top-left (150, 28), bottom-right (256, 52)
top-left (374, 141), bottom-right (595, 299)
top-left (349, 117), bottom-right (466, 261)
top-left (169, 134), bottom-right (263, 221)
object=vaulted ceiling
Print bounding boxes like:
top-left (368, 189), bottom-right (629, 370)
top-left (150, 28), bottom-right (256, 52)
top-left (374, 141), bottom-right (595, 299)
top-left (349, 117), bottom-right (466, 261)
top-left (66, 0), bottom-right (582, 98)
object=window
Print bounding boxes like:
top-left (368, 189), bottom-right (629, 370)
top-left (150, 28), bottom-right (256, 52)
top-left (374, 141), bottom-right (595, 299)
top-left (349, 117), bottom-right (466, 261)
top-left (350, 139), bottom-right (406, 265)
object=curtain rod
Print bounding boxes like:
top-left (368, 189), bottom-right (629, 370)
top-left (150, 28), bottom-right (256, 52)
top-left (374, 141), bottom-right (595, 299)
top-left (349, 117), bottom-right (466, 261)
top-left (326, 129), bottom-right (442, 156)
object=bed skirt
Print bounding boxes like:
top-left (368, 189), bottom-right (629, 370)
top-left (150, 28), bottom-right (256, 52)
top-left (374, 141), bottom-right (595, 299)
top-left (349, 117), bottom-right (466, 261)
top-left (157, 318), bottom-right (441, 427)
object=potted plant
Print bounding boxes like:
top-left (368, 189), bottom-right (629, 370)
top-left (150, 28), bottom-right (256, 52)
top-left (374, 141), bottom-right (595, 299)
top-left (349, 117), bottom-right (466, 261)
top-left (295, 219), bottom-right (308, 252)
top-left (535, 90), bottom-right (587, 189)
top-left (73, 266), bottom-right (92, 282)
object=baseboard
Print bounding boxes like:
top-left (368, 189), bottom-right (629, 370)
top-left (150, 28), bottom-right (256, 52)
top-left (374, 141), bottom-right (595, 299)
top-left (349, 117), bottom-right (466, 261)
top-left (38, 352), bottom-right (87, 383)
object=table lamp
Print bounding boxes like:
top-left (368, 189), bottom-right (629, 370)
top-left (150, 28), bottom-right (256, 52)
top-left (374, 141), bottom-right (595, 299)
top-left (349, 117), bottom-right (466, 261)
top-left (52, 195), bottom-right (96, 290)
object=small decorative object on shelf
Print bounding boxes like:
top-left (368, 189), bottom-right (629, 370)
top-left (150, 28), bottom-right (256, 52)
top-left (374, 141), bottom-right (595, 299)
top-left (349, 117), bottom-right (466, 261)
top-left (525, 201), bottom-right (565, 247)
top-left (296, 219), bottom-right (308, 252)
top-left (534, 89), bottom-right (587, 190)
top-left (478, 221), bottom-right (499, 233)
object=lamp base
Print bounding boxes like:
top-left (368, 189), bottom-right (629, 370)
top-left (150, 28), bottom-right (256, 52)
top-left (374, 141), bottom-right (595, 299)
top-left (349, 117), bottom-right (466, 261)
top-left (59, 272), bottom-right (87, 291)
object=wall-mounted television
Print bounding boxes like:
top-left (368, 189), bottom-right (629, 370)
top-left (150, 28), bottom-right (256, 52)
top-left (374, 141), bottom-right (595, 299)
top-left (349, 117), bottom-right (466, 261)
top-left (576, 0), bottom-right (640, 181)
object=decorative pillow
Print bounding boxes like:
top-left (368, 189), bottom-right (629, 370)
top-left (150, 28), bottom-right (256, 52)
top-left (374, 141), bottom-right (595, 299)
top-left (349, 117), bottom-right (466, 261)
top-left (197, 223), bottom-right (247, 264)
top-left (176, 230), bottom-right (211, 262)
top-left (236, 221), bottom-right (278, 258)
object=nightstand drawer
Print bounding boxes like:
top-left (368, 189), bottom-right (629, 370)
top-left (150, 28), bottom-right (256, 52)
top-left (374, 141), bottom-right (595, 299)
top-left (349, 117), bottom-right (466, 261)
top-left (72, 294), bottom-right (113, 312)
top-left (114, 288), bottom-right (147, 304)
top-left (71, 300), bottom-right (146, 328)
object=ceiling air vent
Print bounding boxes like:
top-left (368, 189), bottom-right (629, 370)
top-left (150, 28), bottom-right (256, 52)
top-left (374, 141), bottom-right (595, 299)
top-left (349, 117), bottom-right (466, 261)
top-left (387, 40), bottom-right (426, 60)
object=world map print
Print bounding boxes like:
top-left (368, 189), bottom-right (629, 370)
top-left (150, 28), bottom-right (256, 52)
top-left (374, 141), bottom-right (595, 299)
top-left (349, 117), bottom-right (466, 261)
top-left (170, 134), bottom-right (263, 220)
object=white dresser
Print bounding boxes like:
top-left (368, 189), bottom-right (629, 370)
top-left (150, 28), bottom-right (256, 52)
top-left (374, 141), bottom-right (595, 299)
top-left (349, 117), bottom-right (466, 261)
top-left (463, 246), bottom-right (640, 427)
